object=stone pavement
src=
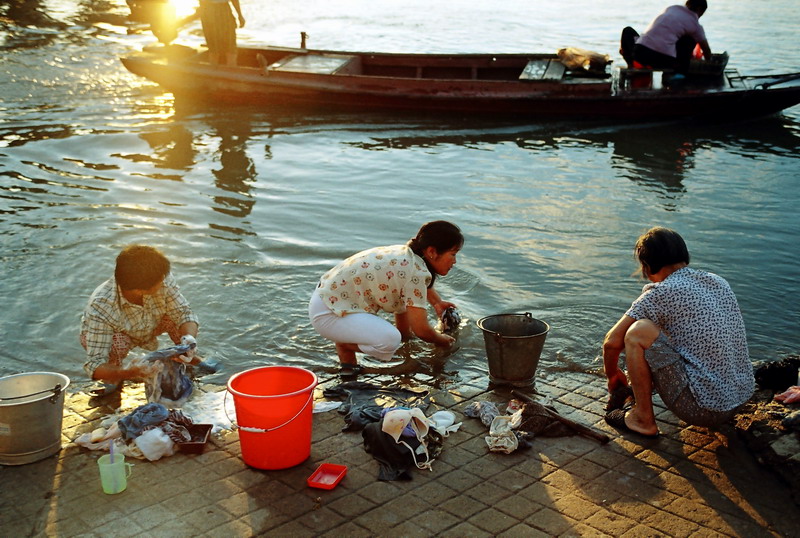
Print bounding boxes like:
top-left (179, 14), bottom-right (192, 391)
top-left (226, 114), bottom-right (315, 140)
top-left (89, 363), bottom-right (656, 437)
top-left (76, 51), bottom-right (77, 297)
top-left (2, 370), bottom-right (799, 537)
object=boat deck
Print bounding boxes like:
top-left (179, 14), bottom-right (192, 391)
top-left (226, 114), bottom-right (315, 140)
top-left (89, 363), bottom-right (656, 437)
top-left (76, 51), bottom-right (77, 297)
top-left (247, 48), bottom-right (589, 83)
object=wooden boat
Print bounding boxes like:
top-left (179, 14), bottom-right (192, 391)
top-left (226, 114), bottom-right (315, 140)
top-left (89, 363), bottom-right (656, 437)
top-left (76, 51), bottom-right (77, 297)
top-left (120, 43), bottom-right (800, 121)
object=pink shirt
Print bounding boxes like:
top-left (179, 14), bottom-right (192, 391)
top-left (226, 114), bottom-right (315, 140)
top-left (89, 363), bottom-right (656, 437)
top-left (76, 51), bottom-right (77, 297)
top-left (637, 5), bottom-right (706, 58)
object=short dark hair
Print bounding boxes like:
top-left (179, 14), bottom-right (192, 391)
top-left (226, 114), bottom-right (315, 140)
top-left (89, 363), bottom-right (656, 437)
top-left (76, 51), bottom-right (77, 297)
top-left (407, 221), bottom-right (464, 286)
top-left (686, 0), bottom-right (707, 16)
top-left (115, 245), bottom-right (170, 291)
top-left (634, 227), bottom-right (690, 276)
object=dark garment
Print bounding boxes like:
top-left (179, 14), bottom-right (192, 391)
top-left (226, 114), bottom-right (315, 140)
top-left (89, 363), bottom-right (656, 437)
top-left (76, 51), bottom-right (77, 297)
top-left (362, 421), bottom-right (421, 481)
top-left (322, 381), bottom-right (430, 432)
top-left (362, 419), bottom-right (444, 481)
top-left (754, 356), bottom-right (800, 392)
top-left (620, 26), bottom-right (640, 68)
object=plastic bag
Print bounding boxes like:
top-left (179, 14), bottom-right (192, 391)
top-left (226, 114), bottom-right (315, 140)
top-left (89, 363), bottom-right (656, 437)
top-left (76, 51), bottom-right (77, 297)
top-left (557, 47), bottom-right (611, 74)
top-left (134, 428), bottom-right (175, 461)
top-left (135, 343), bottom-right (196, 407)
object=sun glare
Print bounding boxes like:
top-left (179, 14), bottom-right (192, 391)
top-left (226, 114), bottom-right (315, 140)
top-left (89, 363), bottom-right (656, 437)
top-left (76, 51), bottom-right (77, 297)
top-left (168, 0), bottom-right (199, 20)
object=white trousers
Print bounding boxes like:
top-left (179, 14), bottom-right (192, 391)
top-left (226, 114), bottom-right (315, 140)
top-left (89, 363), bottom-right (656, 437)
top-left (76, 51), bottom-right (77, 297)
top-left (308, 291), bottom-right (401, 361)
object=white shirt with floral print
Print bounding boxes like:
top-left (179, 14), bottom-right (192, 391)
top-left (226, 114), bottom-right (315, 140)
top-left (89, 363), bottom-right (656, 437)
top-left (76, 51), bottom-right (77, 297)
top-left (316, 245), bottom-right (431, 316)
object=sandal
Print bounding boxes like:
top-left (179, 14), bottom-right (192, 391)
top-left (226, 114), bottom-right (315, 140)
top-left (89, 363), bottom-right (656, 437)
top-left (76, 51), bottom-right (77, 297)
top-left (339, 364), bottom-right (364, 376)
top-left (604, 408), bottom-right (659, 439)
top-left (89, 381), bottom-right (122, 397)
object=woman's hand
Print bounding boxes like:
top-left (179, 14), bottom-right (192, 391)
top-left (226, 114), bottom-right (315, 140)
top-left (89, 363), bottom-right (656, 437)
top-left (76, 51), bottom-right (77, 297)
top-left (435, 333), bottom-right (456, 347)
top-left (427, 287), bottom-right (456, 318)
top-left (405, 306), bottom-right (455, 346)
top-left (433, 300), bottom-right (456, 319)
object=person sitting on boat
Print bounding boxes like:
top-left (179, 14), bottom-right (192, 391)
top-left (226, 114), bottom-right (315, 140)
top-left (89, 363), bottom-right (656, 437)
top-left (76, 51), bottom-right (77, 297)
top-left (80, 245), bottom-right (201, 390)
top-left (309, 221), bottom-right (462, 372)
top-left (198, 0), bottom-right (245, 67)
top-left (602, 227), bottom-right (754, 438)
top-left (620, 0), bottom-right (712, 74)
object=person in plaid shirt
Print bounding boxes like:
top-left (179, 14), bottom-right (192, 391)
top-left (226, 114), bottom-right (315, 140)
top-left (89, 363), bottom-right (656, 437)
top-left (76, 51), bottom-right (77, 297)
top-left (80, 245), bottom-right (200, 386)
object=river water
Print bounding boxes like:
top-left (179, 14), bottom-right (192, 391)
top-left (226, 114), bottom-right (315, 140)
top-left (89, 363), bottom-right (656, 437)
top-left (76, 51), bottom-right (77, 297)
top-left (1, 0), bottom-right (798, 389)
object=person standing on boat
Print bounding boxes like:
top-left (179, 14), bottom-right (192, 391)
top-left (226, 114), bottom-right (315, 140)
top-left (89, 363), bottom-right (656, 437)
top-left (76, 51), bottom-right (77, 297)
top-left (309, 221), bottom-right (463, 371)
top-left (198, 0), bottom-right (245, 67)
top-left (80, 245), bottom-right (201, 389)
top-left (620, 0), bottom-right (712, 73)
top-left (601, 227), bottom-right (754, 438)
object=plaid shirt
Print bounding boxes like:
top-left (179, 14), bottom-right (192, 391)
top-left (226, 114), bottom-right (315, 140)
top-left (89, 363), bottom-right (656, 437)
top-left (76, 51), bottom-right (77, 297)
top-left (80, 273), bottom-right (198, 376)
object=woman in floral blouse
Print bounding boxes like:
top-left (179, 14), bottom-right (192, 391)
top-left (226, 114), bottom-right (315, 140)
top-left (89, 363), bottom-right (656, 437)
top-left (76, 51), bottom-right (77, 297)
top-left (309, 221), bottom-right (464, 368)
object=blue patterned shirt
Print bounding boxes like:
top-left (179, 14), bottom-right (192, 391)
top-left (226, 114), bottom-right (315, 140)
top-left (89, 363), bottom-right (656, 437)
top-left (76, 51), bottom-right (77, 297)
top-left (626, 267), bottom-right (754, 411)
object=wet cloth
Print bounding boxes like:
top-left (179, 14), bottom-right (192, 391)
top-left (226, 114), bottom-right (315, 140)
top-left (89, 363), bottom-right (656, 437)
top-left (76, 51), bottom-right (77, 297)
top-left (463, 401), bottom-right (502, 427)
top-left (465, 400), bottom-right (567, 452)
top-left (626, 266), bottom-right (754, 412)
top-left (118, 403), bottom-right (170, 440)
top-left (428, 410), bottom-right (461, 436)
top-left (486, 415), bottom-right (520, 454)
top-left (322, 381), bottom-right (430, 432)
top-left (136, 342), bottom-right (195, 407)
top-left (78, 404), bottom-right (196, 461)
top-left (516, 403), bottom-right (576, 437)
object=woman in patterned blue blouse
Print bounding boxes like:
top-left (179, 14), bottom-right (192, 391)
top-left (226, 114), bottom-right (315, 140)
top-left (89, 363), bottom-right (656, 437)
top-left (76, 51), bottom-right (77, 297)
top-left (602, 227), bottom-right (754, 438)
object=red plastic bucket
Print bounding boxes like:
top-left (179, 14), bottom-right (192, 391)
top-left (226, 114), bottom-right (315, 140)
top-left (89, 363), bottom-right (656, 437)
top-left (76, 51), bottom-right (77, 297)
top-left (227, 366), bottom-right (318, 470)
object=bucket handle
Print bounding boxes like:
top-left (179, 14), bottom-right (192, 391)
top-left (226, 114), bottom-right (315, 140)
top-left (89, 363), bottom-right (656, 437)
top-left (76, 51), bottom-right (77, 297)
top-left (489, 312), bottom-right (534, 348)
top-left (489, 312), bottom-right (534, 339)
top-left (224, 389), bottom-right (314, 434)
top-left (0, 383), bottom-right (62, 404)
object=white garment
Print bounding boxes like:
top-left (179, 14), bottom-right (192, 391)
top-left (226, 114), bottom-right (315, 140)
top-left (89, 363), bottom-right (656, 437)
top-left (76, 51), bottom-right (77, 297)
top-left (308, 290), bottom-right (402, 361)
top-left (428, 410), bottom-right (462, 436)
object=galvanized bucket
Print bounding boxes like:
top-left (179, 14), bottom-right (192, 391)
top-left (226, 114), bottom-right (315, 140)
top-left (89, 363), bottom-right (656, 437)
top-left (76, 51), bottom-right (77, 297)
top-left (0, 372), bottom-right (70, 465)
top-left (477, 313), bottom-right (550, 388)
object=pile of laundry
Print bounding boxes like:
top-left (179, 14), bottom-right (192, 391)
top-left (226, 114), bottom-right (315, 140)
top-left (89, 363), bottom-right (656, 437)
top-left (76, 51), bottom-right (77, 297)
top-left (75, 402), bottom-right (201, 461)
top-left (464, 398), bottom-right (579, 454)
top-left (321, 381), bottom-right (461, 481)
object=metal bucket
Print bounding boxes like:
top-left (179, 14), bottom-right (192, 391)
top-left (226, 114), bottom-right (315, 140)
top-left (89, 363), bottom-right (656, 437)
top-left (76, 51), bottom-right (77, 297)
top-left (477, 313), bottom-right (550, 388)
top-left (0, 372), bottom-right (70, 465)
